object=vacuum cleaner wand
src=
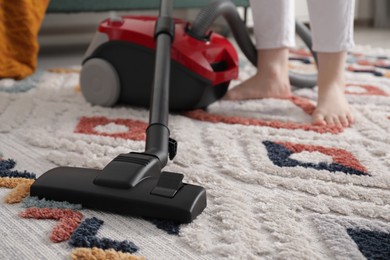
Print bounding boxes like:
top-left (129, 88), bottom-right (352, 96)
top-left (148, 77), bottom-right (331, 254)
top-left (145, 0), bottom-right (174, 167)
top-left (30, 0), bottom-right (207, 223)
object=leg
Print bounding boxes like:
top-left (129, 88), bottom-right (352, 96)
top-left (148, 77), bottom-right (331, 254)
top-left (307, 0), bottom-right (355, 126)
top-left (224, 0), bottom-right (295, 100)
top-left (313, 52), bottom-right (354, 126)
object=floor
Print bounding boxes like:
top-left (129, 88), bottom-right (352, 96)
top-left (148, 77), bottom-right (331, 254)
top-left (37, 27), bottom-right (390, 70)
top-left (353, 27), bottom-right (390, 49)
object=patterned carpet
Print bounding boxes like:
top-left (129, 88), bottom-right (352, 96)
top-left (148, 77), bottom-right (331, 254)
top-left (1, 46), bottom-right (390, 259)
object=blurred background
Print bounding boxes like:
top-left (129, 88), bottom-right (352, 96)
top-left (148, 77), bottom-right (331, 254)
top-left (38, 0), bottom-right (390, 69)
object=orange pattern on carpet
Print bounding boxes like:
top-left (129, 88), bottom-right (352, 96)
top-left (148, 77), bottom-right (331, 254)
top-left (48, 68), bottom-right (81, 74)
top-left (0, 177), bottom-right (35, 203)
top-left (71, 247), bottom-right (145, 260)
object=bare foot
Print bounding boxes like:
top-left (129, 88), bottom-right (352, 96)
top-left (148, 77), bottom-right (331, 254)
top-left (224, 69), bottom-right (292, 100)
top-left (312, 82), bottom-right (354, 127)
top-left (312, 52), bottom-right (354, 127)
top-left (224, 48), bottom-right (292, 100)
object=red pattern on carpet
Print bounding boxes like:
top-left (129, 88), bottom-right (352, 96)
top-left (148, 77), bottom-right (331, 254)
top-left (278, 142), bottom-right (367, 173)
top-left (345, 84), bottom-right (388, 96)
top-left (19, 208), bottom-right (83, 243)
top-left (184, 102), bottom-right (343, 135)
top-left (74, 116), bottom-right (147, 140)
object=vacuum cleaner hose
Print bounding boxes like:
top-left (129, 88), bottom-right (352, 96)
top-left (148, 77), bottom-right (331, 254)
top-left (292, 20), bottom-right (317, 88)
top-left (190, 0), bottom-right (257, 65)
top-left (189, 0), bottom-right (317, 88)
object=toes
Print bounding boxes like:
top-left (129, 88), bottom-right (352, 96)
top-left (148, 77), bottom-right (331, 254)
top-left (333, 116), bottom-right (343, 128)
top-left (313, 112), bottom-right (354, 127)
top-left (312, 112), bottom-right (326, 126)
top-left (339, 115), bottom-right (349, 127)
top-left (346, 113), bottom-right (355, 125)
top-left (324, 115), bottom-right (336, 126)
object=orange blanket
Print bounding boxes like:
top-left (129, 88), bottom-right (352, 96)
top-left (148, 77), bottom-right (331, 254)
top-left (0, 0), bottom-right (49, 79)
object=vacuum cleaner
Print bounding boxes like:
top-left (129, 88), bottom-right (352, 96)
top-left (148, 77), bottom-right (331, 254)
top-left (30, 0), bottom-right (206, 223)
top-left (79, 0), bottom-right (317, 109)
top-left (30, 0), bottom-right (316, 222)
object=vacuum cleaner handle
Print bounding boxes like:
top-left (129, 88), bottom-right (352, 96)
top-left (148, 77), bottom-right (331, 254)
top-left (145, 0), bottom-right (175, 167)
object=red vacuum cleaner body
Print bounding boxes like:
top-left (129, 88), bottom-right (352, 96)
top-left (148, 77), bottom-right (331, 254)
top-left (81, 16), bottom-right (239, 110)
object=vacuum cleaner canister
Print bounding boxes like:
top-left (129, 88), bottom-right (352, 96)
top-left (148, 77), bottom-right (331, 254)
top-left (81, 16), bottom-right (239, 110)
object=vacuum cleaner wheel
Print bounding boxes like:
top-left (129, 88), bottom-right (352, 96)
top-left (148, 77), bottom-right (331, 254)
top-left (80, 58), bottom-right (121, 107)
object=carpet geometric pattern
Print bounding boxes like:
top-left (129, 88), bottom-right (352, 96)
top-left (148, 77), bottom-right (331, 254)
top-left (1, 45), bottom-right (390, 259)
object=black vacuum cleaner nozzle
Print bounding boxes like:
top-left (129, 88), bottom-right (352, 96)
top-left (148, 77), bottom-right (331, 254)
top-left (30, 0), bottom-right (207, 223)
top-left (31, 153), bottom-right (207, 223)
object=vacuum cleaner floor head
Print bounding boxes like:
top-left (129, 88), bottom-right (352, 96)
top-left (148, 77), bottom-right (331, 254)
top-left (30, 166), bottom-right (206, 223)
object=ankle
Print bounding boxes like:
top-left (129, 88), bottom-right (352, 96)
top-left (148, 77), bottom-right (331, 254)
top-left (257, 48), bottom-right (289, 71)
top-left (317, 51), bottom-right (347, 93)
top-left (257, 62), bottom-right (289, 81)
top-left (318, 78), bottom-right (345, 95)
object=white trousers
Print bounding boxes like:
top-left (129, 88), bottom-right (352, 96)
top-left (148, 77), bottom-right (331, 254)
top-left (249, 0), bottom-right (355, 52)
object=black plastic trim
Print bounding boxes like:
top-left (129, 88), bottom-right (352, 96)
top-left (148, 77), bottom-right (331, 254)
top-left (155, 16), bottom-right (175, 40)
